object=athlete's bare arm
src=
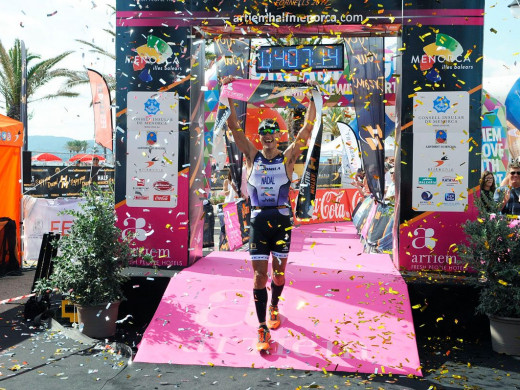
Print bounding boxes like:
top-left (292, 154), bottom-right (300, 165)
top-left (221, 77), bottom-right (258, 165)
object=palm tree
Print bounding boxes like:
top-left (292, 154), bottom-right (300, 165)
top-left (323, 106), bottom-right (354, 138)
top-left (65, 140), bottom-right (89, 156)
top-left (0, 39), bottom-right (79, 120)
top-left (65, 33), bottom-right (116, 95)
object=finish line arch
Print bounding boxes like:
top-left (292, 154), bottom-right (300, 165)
top-left (114, 0), bottom-right (484, 271)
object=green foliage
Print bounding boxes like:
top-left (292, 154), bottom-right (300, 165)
top-left (459, 198), bottom-right (520, 317)
top-left (0, 39), bottom-right (79, 120)
top-left (35, 185), bottom-right (151, 306)
top-left (65, 140), bottom-right (89, 154)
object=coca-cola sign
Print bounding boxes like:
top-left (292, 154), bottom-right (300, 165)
top-left (313, 190), bottom-right (350, 222)
top-left (290, 188), bottom-right (357, 225)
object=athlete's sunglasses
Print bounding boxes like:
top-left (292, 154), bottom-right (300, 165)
top-left (258, 127), bottom-right (279, 135)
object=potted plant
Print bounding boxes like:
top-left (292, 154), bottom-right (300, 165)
top-left (36, 185), bottom-right (152, 338)
top-left (459, 198), bottom-right (520, 355)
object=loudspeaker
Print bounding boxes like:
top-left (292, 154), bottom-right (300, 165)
top-left (22, 150), bottom-right (32, 184)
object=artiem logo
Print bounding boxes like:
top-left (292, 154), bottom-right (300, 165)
top-left (412, 227), bottom-right (436, 250)
top-left (412, 33), bottom-right (471, 82)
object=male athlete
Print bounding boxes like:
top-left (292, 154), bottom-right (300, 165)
top-left (221, 76), bottom-right (318, 351)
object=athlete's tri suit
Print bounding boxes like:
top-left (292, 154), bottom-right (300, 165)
top-left (247, 151), bottom-right (292, 261)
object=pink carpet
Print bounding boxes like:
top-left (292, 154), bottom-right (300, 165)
top-left (134, 222), bottom-right (422, 376)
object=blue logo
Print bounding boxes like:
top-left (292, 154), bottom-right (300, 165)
top-left (445, 193), bottom-right (455, 201)
top-left (433, 96), bottom-right (450, 113)
top-left (144, 99), bottom-right (160, 115)
top-left (421, 191), bottom-right (433, 201)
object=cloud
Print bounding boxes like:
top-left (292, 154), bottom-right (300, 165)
top-left (483, 56), bottom-right (520, 103)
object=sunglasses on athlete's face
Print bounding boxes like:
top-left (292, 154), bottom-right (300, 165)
top-left (258, 128), bottom-right (279, 136)
top-left (510, 171), bottom-right (520, 176)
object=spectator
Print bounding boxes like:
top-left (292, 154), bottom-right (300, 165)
top-left (494, 162), bottom-right (520, 215)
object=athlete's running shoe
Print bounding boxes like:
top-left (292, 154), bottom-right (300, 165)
top-left (267, 305), bottom-right (281, 329)
top-left (256, 326), bottom-right (271, 351)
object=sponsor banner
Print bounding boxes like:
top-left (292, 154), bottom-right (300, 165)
top-left (412, 92), bottom-right (469, 212)
top-left (345, 37), bottom-right (385, 202)
top-left (116, 0), bottom-right (404, 24)
top-left (116, 174), bottom-right (189, 268)
top-left (23, 166), bottom-right (114, 198)
top-left (222, 202), bottom-right (243, 251)
top-left (87, 69), bottom-right (113, 151)
top-left (289, 188), bottom-right (359, 225)
top-left (399, 191), bottom-right (479, 272)
top-left (317, 164), bottom-right (342, 189)
top-left (22, 197), bottom-right (83, 263)
top-left (480, 90), bottom-right (509, 183)
top-left (126, 91), bottom-right (179, 208)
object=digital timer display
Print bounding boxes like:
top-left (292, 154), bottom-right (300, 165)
top-left (255, 44), bottom-right (344, 73)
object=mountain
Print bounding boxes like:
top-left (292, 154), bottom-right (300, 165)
top-left (28, 136), bottom-right (96, 158)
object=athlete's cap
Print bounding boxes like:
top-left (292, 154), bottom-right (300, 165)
top-left (258, 119), bottom-right (280, 135)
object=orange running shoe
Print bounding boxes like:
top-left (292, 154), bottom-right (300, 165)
top-left (256, 326), bottom-right (271, 351)
top-left (266, 305), bottom-right (281, 330)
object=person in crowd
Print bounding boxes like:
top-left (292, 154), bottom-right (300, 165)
top-left (223, 169), bottom-right (239, 203)
top-left (384, 167), bottom-right (395, 204)
top-left (494, 161), bottom-right (520, 216)
top-left (353, 168), bottom-right (370, 198)
top-left (222, 75), bottom-right (317, 351)
top-left (90, 156), bottom-right (101, 184)
top-left (479, 170), bottom-right (496, 212)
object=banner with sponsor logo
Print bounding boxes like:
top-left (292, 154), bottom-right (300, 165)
top-left (289, 188), bottom-right (362, 225)
top-left (481, 91), bottom-right (508, 184)
top-left (23, 166), bottom-right (114, 198)
top-left (217, 199), bottom-right (250, 250)
top-left (399, 11), bottom-right (484, 272)
top-left (345, 37), bottom-right (386, 202)
top-left (87, 69), bottom-right (113, 151)
top-left (22, 196), bottom-right (83, 263)
top-left (221, 202), bottom-right (243, 251)
top-left (115, 25), bottom-right (191, 267)
top-left (412, 91), bottom-right (469, 212)
top-left (126, 91), bottom-right (179, 208)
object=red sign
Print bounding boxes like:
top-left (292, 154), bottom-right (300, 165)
top-left (154, 195), bottom-right (170, 201)
top-left (289, 188), bottom-right (360, 225)
top-left (153, 180), bottom-right (174, 191)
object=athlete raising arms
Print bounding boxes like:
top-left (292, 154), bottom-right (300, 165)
top-left (221, 76), bottom-right (318, 351)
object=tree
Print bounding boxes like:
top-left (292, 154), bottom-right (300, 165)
top-left (65, 140), bottom-right (89, 155)
top-left (323, 106), bottom-right (354, 138)
top-left (0, 39), bottom-right (79, 120)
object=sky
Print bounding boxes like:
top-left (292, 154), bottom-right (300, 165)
top-left (1, 0), bottom-right (520, 142)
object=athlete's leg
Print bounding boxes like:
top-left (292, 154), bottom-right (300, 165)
top-left (271, 255), bottom-right (287, 303)
top-left (267, 255), bottom-right (287, 330)
top-left (252, 259), bottom-right (271, 350)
